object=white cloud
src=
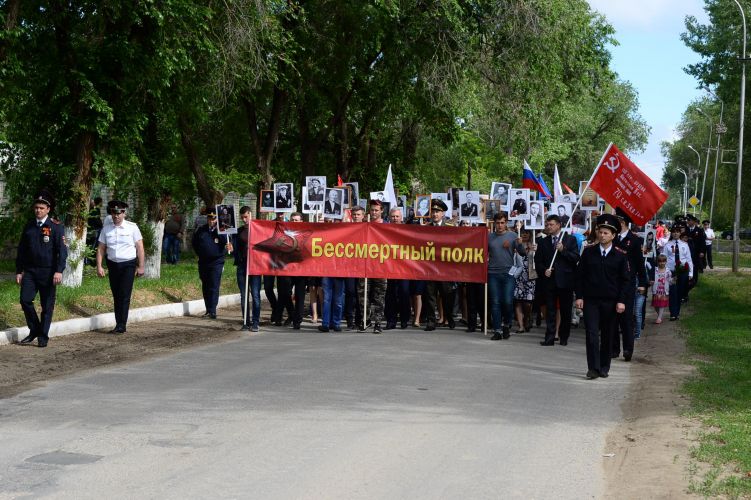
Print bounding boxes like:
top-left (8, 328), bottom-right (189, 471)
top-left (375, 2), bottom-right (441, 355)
top-left (587, 0), bottom-right (706, 31)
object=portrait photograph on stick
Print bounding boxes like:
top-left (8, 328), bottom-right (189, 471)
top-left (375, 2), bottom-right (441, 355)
top-left (508, 188), bottom-right (529, 221)
top-left (215, 204), bottom-right (237, 235)
top-left (259, 190), bottom-right (275, 213)
top-left (458, 190), bottom-right (481, 221)
top-left (527, 200), bottom-right (545, 229)
top-left (579, 181), bottom-right (599, 210)
top-left (274, 182), bottom-right (294, 212)
top-left (490, 182), bottom-right (511, 210)
top-left (323, 188), bottom-right (345, 219)
top-left (415, 195), bottom-right (431, 218)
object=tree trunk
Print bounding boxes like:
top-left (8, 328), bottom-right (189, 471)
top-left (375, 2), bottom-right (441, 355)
top-left (62, 131), bottom-right (95, 287)
top-left (242, 88), bottom-right (286, 189)
top-left (143, 219), bottom-right (164, 279)
top-left (178, 113), bottom-right (221, 208)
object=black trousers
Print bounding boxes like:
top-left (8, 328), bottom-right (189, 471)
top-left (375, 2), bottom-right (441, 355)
top-left (275, 276), bottom-right (306, 325)
top-left (107, 258), bottom-right (137, 328)
top-left (385, 279), bottom-right (411, 327)
top-left (20, 267), bottom-right (57, 341)
top-left (465, 282), bottom-right (485, 329)
top-left (423, 281), bottom-right (455, 327)
top-left (705, 243), bottom-right (713, 268)
top-left (344, 278), bottom-right (360, 326)
top-left (544, 286), bottom-right (574, 343)
top-left (584, 298), bottom-right (617, 375)
top-left (614, 284), bottom-right (636, 357)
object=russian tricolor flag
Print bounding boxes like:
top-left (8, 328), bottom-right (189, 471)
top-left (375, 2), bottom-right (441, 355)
top-left (522, 161), bottom-right (551, 199)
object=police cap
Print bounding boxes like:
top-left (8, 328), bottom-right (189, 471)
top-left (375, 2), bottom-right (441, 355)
top-left (596, 213), bottom-right (620, 233)
top-left (107, 200), bottom-right (129, 214)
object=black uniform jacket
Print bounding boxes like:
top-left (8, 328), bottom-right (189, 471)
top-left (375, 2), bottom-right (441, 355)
top-left (192, 224), bottom-right (226, 263)
top-left (576, 244), bottom-right (631, 303)
top-left (16, 218), bottom-right (67, 274)
top-left (615, 231), bottom-right (647, 287)
top-left (534, 232), bottom-right (580, 289)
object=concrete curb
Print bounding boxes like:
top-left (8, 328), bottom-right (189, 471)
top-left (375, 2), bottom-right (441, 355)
top-left (0, 294), bottom-right (241, 346)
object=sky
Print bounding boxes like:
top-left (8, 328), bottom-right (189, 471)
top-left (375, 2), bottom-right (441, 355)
top-left (587, 0), bottom-right (710, 185)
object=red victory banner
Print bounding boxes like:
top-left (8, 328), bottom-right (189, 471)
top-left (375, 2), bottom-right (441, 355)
top-left (248, 220), bottom-right (488, 283)
top-left (589, 143), bottom-right (669, 225)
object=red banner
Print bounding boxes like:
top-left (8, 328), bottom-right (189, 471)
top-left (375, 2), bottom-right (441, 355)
top-left (248, 221), bottom-right (488, 282)
top-left (589, 143), bottom-right (669, 225)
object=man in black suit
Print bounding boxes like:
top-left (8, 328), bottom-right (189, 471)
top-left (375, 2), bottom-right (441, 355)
top-left (324, 189), bottom-right (341, 215)
top-left (460, 192), bottom-right (479, 217)
top-left (684, 215), bottom-right (705, 288)
top-left (576, 214), bottom-right (631, 379)
top-left (534, 214), bottom-right (580, 346)
top-left (612, 209), bottom-right (647, 361)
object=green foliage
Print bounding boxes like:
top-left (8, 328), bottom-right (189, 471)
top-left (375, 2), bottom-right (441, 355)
top-left (682, 273), bottom-right (751, 497)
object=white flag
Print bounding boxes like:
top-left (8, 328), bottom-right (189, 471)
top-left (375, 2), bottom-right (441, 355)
top-left (553, 164), bottom-right (564, 203)
top-left (383, 164), bottom-right (397, 206)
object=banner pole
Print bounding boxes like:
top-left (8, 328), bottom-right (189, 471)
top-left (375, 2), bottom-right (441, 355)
top-left (483, 280), bottom-right (488, 336)
top-left (531, 230), bottom-right (536, 271)
top-left (243, 273), bottom-right (250, 328)
top-left (547, 142), bottom-right (611, 270)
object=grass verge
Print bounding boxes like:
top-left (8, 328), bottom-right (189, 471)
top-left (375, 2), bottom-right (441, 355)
top-left (682, 272), bottom-right (751, 497)
top-left (711, 252), bottom-right (751, 268)
top-left (0, 256), bottom-right (239, 330)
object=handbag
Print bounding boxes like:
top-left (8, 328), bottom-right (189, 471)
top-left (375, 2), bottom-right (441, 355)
top-left (508, 251), bottom-right (524, 278)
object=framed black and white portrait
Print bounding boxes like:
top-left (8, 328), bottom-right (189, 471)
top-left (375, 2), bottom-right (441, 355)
top-left (414, 195), bottom-right (431, 219)
top-left (345, 182), bottom-right (359, 205)
top-left (215, 204), bottom-right (237, 235)
top-left (458, 190), bottom-right (481, 221)
top-left (323, 188), bottom-right (345, 219)
top-left (274, 182), bottom-right (294, 212)
top-left (550, 202), bottom-right (573, 227)
top-left (259, 190), bottom-right (275, 213)
top-left (508, 188), bottom-right (529, 221)
top-left (490, 182), bottom-right (511, 210)
top-left (526, 201), bottom-right (545, 230)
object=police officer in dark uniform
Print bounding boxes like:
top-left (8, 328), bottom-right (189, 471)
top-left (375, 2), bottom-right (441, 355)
top-left (192, 210), bottom-right (229, 319)
top-left (17, 191), bottom-right (67, 348)
top-left (612, 208), bottom-right (646, 361)
top-left (575, 214), bottom-right (631, 379)
top-left (423, 199), bottom-right (456, 331)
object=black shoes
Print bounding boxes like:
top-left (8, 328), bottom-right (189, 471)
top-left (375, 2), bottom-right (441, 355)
top-left (19, 335), bottom-right (36, 345)
top-left (448, 320), bottom-right (456, 330)
top-left (38, 339), bottom-right (48, 348)
top-left (209, 313), bottom-right (217, 319)
top-left (490, 332), bottom-right (502, 341)
top-left (293, 323), bottom-right (301, 330)
top-left (599, 371), bottom-right (609, 378)
top-left (250, 324), bottom-right (259, 332)
top-left (586, 370), bottom-right (600, 379)
top-left (373, 323), bottom-right (382, 334)
top-left (241, 324), bottom-right (251, 331)
top-left (400, 322), bottom-right (408, 329)
top-left (384, 323), bottom-right (396, 331)
top-left (623, 352), bottom-right (632, 362)
top-left (502, 326), bottom-right (510, 339)
top-left (466, 327), bottom-right (476, 333)
top-left (109, 325), bottom-right (126, 334)
top-left (424, 323), bottom-right (436, 332)
top-left (318, 325), bottom-right (330, 333)
top-left (560, 339), bottom-right (568, 346)
top-left (283, 318), bottom-right (293, 326)
top-left (540, 339), bottom-right (555, 346)
top-left (201, 312), bottom-right (211, 318)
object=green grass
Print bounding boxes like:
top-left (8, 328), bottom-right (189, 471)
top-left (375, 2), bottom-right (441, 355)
top-left (712, 252), bottom-right (751, 269)
top-left (682, 272), bottom-right (751, 497)
top-left (0, 255), bottom-right (239, 330)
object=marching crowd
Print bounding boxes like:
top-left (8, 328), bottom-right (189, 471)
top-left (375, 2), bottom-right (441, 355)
top-left (14, 189), bottom-right (713, 380)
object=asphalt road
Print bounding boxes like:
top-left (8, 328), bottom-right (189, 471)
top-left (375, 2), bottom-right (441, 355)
top-left (0, 325), bottom-right (630, 499)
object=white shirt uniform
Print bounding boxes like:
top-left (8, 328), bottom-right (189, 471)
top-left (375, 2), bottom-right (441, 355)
top-left (660, 239), bottom-right (694, 278)
top-left (704, 228), bottom-right (715, 246)
top-left (98, 220), bottom-right (143, 262)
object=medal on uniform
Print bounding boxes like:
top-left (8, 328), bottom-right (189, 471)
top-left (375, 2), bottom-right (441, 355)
top-left (214, 238), bottom-right (219, 244)
top-left (41, 226), bottom-right (51, 243)
top-left (43, 236), bottom-right (50, 243)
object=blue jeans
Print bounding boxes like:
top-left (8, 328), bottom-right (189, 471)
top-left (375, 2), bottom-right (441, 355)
top-left (163, 233), bottom-right (181, 264)
top-left (488, 272), bottom-right (515, 331)
top-left (236, 268), bottom-right (261, 326)
top-left (634, 291), bottom-right (646, 339)
top-left (322, 277), bottom-right (345, 328)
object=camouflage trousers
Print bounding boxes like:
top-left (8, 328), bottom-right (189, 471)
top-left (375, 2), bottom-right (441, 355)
top-left (357, 278), bottom-right (386, 325)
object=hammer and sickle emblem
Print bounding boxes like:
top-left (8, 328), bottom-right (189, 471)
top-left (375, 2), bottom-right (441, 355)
top-left (605, 154), bottom-right (620, 173)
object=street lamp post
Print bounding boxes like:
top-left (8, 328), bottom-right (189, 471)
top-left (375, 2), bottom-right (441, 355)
top-left (695, 108), bottom-right (713, 215)
top-left (688, 145), bottom-right (701, 214)
top-left (677, 168), bottom-right (689, 214)
top-left (704, 87), bottom-right (725, 226)
top-left (732, 0), bottom-right (746, 273)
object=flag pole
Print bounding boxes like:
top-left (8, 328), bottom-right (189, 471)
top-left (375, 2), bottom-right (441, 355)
top-left (547, 143), bottom-right (612, 270)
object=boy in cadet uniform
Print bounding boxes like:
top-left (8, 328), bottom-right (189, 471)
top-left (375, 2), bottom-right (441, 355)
top-left (17, 191), bottom-right (68, 348)
top-left (192, 209), bottom-right (230, 319)
top-left (575, 214), bottom-right (631, 380)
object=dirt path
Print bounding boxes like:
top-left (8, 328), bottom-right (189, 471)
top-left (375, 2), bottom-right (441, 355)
top-left (604, 309), bottom-right (701, 499)
top-left (1, 302), bottom-right (703, 497)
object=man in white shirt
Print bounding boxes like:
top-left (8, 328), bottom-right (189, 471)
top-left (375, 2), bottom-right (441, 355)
top-left (96, 200), bottom-right (145, 333)
top-left (659, 223), bottom-right (693, 320)
top-left (702, 220), bottom-right (715, 269)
